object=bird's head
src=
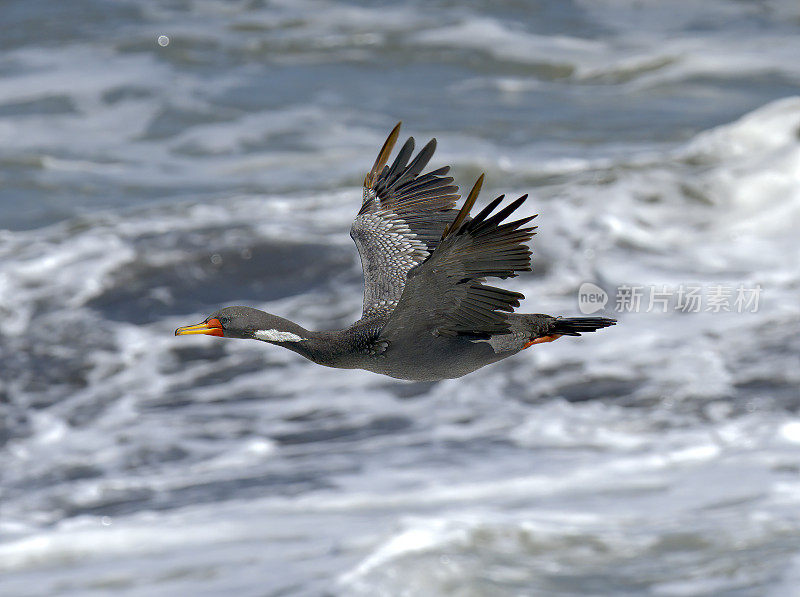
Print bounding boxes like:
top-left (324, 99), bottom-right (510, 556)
top-left (174, 306), bottom-right (308, 343)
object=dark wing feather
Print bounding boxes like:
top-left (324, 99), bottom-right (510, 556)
top-left (379, 177), bottom-right (537, 340)
top-left (351, 123), bottom-right (460, 319)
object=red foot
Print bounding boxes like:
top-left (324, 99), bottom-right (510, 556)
top-left (522, 334), bottom-right (562, 350)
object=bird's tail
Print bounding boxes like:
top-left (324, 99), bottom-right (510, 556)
top-left (520, 315), bottom-right (616, 349)
top-left (548, 316), bottom-right (617, 336)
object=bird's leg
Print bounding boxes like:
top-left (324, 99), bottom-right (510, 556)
top-left (522, 334), bottom-right (562, 350)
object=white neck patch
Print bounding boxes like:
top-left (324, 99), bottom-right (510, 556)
top-left (254, 329), bottom-right (305, 343)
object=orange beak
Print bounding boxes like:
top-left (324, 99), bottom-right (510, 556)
top-left (174, 318), bottom-right (224, 337)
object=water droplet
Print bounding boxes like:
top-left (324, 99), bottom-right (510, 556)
top-left (157, 35), bottom-right (170, 47)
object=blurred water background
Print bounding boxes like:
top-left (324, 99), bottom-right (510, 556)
top-left (1, 1), bottom-right (800, 595)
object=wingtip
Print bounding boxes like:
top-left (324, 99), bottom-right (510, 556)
top-left (443, 173), bottom-right (484, 238)
top-left (365, 122), bottom-right (403, 188)
top-left (467, 174), bottom-right (485, 205)
top-left (464, 172), bottom-right (485, 210)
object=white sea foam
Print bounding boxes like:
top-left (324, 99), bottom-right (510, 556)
top-left (2, 1), bottom-right (800, 594)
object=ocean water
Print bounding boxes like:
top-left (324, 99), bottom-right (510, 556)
top-left (1, 0), bottom-right (800, 595)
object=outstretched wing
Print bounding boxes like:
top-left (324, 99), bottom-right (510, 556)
top-left (379, 175), bottom-right (537, 340)
top-left (351, 123), bottom-right (460, 319)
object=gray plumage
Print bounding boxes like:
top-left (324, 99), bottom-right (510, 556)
top-left (351, 123), bottom-right (459, 318)
top-left (175, 123), bottom-right (616, 381)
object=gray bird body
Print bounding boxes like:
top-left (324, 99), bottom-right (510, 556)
top-left (279, 317), bottom-right (523, 381)
top-left (175, 124), bottom-right (615, 381)
top-left (208, 308), bottom-right (537, 381)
